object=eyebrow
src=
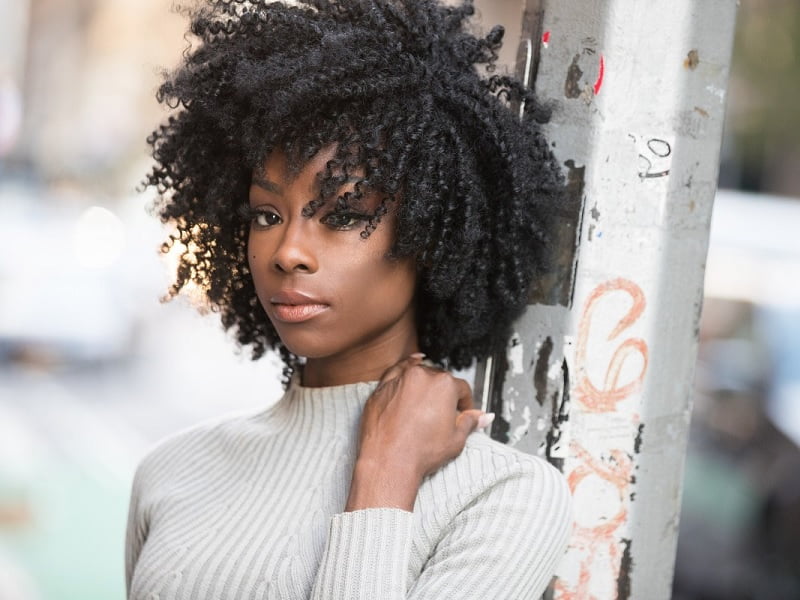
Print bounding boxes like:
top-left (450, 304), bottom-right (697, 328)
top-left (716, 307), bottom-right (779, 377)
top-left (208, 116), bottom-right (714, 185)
top-left (252, 174), bottom-right (364, 195)
top-left (252, 175), bottom-right (283, 194)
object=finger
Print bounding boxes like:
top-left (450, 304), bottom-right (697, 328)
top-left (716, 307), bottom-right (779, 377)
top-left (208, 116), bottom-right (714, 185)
top-left (379, 352), bottom-right (426, 384)
top-left (477, 412), bottom-right (495, 430)
top-left (453, 377), bottom-right (474, 412)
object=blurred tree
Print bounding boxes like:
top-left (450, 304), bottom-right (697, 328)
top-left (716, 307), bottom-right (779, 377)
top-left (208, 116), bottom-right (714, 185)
top-left (721, 0), bottom-right (800, 196)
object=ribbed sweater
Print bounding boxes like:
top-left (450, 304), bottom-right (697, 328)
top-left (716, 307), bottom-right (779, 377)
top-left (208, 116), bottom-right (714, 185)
top-left (125, 378), bottom-right (572, 599)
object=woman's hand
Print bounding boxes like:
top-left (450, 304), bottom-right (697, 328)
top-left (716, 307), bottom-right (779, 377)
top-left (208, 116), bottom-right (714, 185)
top-left (345, 355), bottom-right (493, 512)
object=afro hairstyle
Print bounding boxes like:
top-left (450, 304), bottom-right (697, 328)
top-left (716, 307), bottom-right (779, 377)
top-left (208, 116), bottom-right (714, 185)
top-left (145, 0), bottom-right (564, 379)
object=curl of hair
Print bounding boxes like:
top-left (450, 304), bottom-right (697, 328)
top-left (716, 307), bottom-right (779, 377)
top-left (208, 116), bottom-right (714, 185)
top-left (146, 0), bottom-right (564, 381)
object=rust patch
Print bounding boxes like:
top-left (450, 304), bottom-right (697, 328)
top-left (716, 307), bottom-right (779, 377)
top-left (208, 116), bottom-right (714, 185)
top-left (683, 49), bottom-right (700, 70)
top-left (694, 105), bottom-right (709, 118)
top-left (564, 54), bottom-right (583, 98)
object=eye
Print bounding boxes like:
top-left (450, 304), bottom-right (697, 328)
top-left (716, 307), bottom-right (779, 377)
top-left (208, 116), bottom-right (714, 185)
top-left (320, 212), bottom-right (367, 231)
top-left (244, 206), bottom-right (281, 229)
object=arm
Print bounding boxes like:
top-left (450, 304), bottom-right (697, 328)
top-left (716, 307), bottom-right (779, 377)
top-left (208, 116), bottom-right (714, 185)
top-left (124, 462), bottom-right (150, 597)
top-left (312, 456), bottom-right (572, 599)
top-left (311, 355), bottom-right (571, 599)
top-left (406, 462), bottom-right (572, 599)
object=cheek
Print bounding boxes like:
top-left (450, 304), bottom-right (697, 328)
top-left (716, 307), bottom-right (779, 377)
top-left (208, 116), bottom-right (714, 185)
top-left (351, 258), bottom-right (416, 313)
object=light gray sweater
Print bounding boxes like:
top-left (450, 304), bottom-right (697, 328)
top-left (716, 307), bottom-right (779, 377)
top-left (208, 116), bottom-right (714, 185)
top-left (125, 378), bottom-right (572, 599)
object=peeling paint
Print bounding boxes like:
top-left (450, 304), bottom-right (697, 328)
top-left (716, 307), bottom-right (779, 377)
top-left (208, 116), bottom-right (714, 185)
top-left (510, 405), bottom-right (532, 445)
top-left (564, 54), bottom-right (583, 98)
top-left (488, 345), bottom-right (510, 444)
top-left (507, 333), bottom-right (524, 375)
top-left (633, 423), bottom-right (645, 454)
top-left (545, 359), bottom-right (571, 466)
top-left (533, 336), bottom-right (554, 406)
top-left (528, 160), bottom-right (583, 307)
top-left (705, 83), bottom-right (726, 101)
top-left (617, 538), bottom-right (633, 600)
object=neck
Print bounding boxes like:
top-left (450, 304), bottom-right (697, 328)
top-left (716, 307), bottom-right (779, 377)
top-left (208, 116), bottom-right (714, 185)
top-left (301, 323), bottom-right (419, 388)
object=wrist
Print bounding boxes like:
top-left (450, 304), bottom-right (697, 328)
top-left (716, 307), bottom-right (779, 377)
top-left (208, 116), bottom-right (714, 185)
top-left (345, 457), bottom-right (421, 513)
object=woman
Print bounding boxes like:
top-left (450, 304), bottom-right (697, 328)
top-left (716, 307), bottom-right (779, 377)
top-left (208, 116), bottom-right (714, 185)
top-left (125, 0), bottom-right (572, 598)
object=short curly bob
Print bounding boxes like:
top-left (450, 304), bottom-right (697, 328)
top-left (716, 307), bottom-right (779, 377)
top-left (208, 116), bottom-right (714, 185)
top-left (146, 0), bottom-right (564, 378)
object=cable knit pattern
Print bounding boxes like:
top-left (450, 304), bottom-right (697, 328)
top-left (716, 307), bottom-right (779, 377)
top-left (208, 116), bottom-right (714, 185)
top-left (126, 379), bottom-right (572, 599)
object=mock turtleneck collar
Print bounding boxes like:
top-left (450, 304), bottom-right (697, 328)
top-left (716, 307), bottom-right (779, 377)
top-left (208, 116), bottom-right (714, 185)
top-left (260, 374), bottom-right (381, 434)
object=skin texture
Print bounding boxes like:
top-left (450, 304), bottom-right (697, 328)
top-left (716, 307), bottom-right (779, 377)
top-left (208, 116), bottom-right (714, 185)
top-left (247, 146), bottom-right (419, 386)
top-left (347, 355), bottom-right (483, 511)
top-left (247, 147), bottom-right (486, 510)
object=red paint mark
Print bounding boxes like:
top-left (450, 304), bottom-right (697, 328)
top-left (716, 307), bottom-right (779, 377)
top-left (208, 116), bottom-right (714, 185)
top-left (542, 30), bottom-right (551, 47)
top-left (593, 54), bottom-right (605, 95)
top-left (555, 278), bottom-right (649, 600)
top-left (574, 278), bottom-right (648, 413)
top-left (557, 444), bottom-right (633, 600)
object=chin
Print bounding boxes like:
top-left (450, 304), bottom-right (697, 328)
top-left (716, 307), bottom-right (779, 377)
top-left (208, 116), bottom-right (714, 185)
top-left (272, 328), bottom-right (337, 360)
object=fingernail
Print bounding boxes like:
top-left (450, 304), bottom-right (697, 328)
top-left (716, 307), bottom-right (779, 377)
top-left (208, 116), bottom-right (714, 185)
top-left (477, 412), bottom-right (495, 429)
top-left (410, 352), bottom-right (426, 359)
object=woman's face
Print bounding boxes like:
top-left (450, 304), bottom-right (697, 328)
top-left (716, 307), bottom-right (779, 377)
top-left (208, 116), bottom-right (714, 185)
top-left (247, 146), bottom-right (419, 385)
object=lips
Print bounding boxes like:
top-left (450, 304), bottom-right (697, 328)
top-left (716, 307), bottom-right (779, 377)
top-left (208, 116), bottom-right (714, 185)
top-left (269, 290), bottom-right (329, 324)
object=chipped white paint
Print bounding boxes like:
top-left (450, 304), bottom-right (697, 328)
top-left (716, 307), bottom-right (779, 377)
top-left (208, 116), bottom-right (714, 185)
top-left (705, 83), bottom-right (727, 101)
top-left (509, 405), bottom-right (532, 445)
top-left (507, 332), bottom-right (525, 375)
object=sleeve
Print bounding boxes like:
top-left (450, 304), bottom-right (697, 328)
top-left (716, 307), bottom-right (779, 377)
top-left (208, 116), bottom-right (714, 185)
top-left (310, 460), bottom-right (572, 600)
top-left (407, 463), bottom-right (572, 599)
top-left (124, 462), bottom-right (150, 597)
top-left (311, 508), bottom-right (414, 599)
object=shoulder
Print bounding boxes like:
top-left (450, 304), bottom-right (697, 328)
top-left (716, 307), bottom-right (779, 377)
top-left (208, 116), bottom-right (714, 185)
top-left (413, 433), bottom-right (573, 591)
top-left (130, 408), bottom-right (267, 494)
top-left (424, 431), bottom-right (572, 523)
top-left (461, 431), bottom-right (570, 493)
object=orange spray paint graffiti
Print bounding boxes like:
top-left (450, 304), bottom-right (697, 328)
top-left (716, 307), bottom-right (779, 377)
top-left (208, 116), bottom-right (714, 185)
top-left (556, 278), bottom-right (648, 600)
top-left (574, 278), bottom-right (648, 413)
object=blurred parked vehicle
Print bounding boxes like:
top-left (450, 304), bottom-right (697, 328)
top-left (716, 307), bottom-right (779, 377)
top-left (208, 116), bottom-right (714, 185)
top-left (0, 181), bottom-right (164, 367)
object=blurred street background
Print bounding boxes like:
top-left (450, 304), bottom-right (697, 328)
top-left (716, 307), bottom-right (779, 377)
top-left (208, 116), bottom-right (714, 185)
top-left (0, 0), bottom-right (798, 598)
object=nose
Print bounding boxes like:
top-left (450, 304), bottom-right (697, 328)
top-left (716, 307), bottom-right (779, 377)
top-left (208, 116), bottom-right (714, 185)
top-left (271, 220), bottom-right (318, 274)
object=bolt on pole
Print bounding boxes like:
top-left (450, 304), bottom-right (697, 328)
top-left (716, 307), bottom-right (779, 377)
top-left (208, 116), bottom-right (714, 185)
top-left (473, 1), bottom-right (738, 598)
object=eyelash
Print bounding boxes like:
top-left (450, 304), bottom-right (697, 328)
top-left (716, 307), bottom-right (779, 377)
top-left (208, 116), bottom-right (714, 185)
top-left (319, 212), bottom-right (369, 231)
top-left (239, 205), bottom-right (369, 231)
top-left (240, 205), bottom-right (281, 229)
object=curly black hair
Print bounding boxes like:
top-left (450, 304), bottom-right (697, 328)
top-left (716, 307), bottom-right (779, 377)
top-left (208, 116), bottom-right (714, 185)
top-left (146, 0), bottom-right (563, 379)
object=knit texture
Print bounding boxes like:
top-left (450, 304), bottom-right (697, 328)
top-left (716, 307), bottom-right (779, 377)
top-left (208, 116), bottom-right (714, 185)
top-left (125, 378), bottom-right (572, 599)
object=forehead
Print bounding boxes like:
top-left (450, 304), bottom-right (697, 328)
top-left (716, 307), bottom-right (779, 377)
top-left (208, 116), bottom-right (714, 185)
top-left (252, 146), bottom-right (382, 211)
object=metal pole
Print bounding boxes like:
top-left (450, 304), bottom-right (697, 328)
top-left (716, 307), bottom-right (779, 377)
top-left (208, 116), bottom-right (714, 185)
top-left (474, 1), bottom-right (738, 597)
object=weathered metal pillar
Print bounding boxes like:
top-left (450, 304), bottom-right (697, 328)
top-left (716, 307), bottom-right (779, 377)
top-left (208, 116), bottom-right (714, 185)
top-left (474, 1), bottom-right (738, 598)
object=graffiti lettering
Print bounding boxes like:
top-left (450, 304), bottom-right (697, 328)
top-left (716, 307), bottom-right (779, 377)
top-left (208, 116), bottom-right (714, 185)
top-left (556, 278), bottom-right (648, 600)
